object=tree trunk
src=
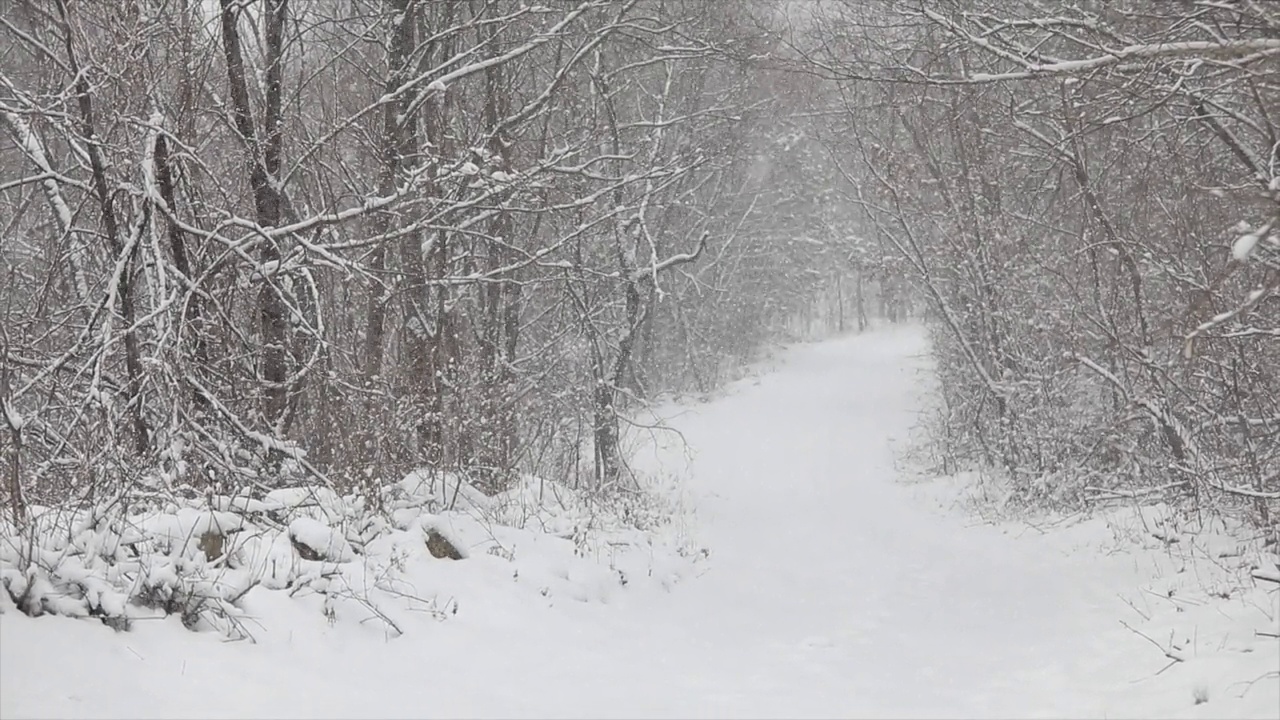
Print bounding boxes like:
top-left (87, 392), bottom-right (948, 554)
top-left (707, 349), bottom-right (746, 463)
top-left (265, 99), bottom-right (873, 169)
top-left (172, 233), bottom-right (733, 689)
top-left (56, 0), bottom-right (149, 455)
top-left (153, 134), bottom-right (208, 410)
top-left (218, 0), bottom-right (290, 426)
top-left (855, 272), bottom-right (868, 332)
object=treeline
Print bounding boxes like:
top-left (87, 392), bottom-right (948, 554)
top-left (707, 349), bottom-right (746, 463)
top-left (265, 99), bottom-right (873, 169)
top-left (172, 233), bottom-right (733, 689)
top-left (0, 0), bottom-right (899, 518)
top-left (794, 0), bottom-right (1279, 522)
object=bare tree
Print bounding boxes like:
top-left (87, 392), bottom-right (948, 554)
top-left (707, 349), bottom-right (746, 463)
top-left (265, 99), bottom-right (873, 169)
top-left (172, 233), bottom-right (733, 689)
top-left (793, 0), bottom-right (1278, 520)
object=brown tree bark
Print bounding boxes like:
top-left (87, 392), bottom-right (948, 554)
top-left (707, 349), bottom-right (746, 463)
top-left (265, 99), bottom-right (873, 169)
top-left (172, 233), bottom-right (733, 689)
top-left (218, 0), bottom-right (290, 425)
top-left (55, 0), bottom-right (149, 455)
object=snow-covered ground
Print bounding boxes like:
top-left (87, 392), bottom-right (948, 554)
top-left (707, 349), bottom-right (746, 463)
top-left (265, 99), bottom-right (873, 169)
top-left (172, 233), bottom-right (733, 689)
top-left (2, 325), bottom-right (1276, 719)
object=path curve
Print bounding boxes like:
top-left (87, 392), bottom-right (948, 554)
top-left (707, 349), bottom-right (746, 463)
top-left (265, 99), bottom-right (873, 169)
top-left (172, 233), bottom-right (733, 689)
top-left (615, 325), bottom-right (1124, 718)
top-left (2, 326), bottom-right (1140, 719)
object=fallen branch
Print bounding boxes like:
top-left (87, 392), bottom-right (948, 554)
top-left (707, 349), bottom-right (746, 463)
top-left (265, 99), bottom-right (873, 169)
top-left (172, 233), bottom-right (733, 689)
top-left (1083, 481), bottom-right (1189, 501)
top-left (1229, 671), bottom-right (1280, 700)
top-left (1251, 567), bottom-right (1280, 585)
top-left (1120, 619), bottom-right (1186, 663)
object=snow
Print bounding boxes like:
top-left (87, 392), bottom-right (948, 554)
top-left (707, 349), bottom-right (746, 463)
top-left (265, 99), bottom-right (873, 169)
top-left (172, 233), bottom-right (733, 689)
top-left (954, 36), bottom-right (1280, 83)
top-left (1232, 229), bottom-right (1262, 261)
top-left (3, 326), bottom-right (1276, 718)
top-left (2, 111), bottom-right (75, 234)
top-left (287, 518), bottom-right (355, 562)
top-left (1, 399), bottom-right (23, 432)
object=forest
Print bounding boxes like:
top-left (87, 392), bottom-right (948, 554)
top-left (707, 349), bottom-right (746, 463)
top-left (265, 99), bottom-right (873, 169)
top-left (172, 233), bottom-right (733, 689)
top-left (2, 0), bottom-right (1276, 532)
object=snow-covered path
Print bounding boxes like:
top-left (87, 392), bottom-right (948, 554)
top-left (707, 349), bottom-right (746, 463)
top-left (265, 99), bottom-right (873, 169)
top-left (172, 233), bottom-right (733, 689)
top-left (612, 324), bottom-right (1125, 718)
top-left (7, 325), bottom-right (1260, 719)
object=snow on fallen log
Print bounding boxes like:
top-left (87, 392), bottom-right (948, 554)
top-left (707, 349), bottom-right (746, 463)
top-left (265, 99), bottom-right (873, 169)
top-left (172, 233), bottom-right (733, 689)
top-left (288, 517), bottom-right (355, 562)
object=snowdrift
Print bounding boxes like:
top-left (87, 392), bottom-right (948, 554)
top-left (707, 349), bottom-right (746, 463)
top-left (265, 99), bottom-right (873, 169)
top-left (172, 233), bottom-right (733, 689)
top-left (0, 471), bottom-right (705, 641)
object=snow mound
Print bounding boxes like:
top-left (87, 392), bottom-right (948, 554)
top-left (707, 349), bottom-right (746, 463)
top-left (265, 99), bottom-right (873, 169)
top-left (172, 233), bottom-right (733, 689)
top-left (0, 470), bottom-right (703, 641)
top-left (907, 470), bottom-right (1280, 719)
top-left (288, 517), bottom-right (355, 562)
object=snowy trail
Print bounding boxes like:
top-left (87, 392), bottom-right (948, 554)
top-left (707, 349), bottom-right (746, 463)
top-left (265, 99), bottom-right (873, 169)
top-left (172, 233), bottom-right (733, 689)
top-left (0, 326), bottom-right (1201, 718)
top-left (616, 324), bottom-right (1125, 718)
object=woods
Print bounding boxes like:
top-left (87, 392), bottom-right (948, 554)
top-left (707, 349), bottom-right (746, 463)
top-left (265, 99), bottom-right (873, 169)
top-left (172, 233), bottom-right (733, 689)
top-left (0, 0), bottom-right (868, 517)
top-left (2, 0), bottom-right (1276, 529)
top-left (1, 4), bottom-right (1277, 714)
top-left (792, 0), bottom-right (1279, 522)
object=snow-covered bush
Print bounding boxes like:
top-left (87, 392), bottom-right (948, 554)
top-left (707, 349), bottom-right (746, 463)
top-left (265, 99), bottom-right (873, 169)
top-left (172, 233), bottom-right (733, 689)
top-left (0, 469), bottom-right (703, 638)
